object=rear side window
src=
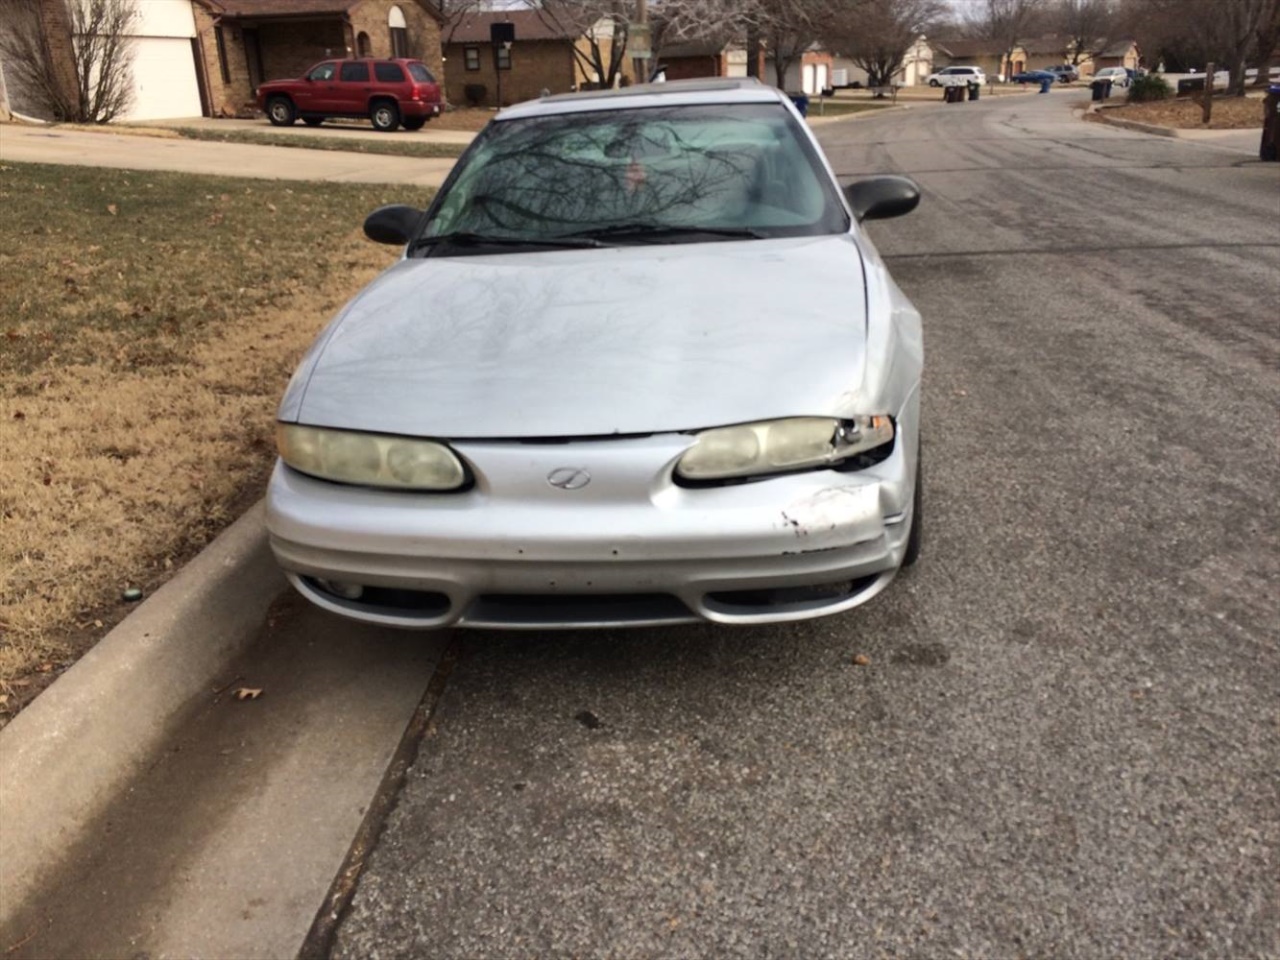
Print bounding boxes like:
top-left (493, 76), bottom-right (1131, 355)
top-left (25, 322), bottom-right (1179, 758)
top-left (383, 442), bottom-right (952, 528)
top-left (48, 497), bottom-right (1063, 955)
top-left (339, 62), bottom-right (370, 82)
top-left (408, 63), bottom-right (435, 83)
top-left (375, 62), bottom-right (404, 83)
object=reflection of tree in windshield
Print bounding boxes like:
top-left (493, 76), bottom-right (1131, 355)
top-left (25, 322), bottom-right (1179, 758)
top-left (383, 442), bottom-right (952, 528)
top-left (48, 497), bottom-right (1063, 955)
top-left (427, 105), bottom-right (846, 241)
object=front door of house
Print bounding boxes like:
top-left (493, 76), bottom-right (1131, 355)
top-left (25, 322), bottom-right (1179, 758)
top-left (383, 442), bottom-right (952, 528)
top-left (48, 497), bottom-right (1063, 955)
top-left (243, 29), bottom-right (264, 91)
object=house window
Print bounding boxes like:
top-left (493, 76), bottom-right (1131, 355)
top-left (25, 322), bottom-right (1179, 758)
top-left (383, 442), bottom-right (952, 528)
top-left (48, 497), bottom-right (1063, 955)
top-left (389, 4), bottom-right (408, 57)
top-left (214, 26), bottom-right (229, 83)
top-left (464, 46), bottom-right (480, 71)
top-left (497, 45), bottom-right (511, 70)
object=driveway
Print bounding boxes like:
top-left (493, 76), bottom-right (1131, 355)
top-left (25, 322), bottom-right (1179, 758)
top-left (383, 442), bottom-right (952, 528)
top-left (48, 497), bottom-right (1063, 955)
top-left (0, 123), bottom-right (457, 186)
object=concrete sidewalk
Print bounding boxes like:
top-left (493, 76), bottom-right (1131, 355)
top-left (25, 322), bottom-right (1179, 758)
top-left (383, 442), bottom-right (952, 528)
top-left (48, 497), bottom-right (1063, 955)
top-left (0, 123), bottom-right (456, 185)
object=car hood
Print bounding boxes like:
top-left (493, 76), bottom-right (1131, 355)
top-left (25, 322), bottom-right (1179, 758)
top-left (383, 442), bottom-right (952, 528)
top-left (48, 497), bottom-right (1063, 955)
top-left (285, 235), bottom-right (871, 438)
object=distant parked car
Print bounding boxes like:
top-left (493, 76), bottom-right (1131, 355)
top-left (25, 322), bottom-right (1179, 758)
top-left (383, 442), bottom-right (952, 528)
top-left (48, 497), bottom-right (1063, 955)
top-left (1044, 64), bottom-right (1079, 83)
top-left (1092, 67), bottom-right (1132, 89)
top-left (1009, 70), bottom-right (1058, 85)
top-left (256, 59), bottom-right (443, 132)
top-left (926, 66), bottom-right (985, 87)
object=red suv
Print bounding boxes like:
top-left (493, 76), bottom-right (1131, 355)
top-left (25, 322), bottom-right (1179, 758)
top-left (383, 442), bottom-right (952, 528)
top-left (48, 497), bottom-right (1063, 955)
top-left (257, 59), bottom-right (442, 132)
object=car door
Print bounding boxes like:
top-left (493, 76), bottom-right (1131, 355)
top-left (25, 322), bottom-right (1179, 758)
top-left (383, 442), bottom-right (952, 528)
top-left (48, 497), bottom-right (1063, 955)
top-left (336, 61), bottom-right (372, 115)
top-left (297, 61), bottom-right (338, 112)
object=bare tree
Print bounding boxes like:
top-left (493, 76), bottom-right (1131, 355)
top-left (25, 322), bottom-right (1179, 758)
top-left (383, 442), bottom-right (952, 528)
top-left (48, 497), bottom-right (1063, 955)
top-left (965, 0), bottom-right (1047, 79)
top-left (530, 0), bottom-right (634, 89)
top-left (0, 0), bottom-right (138, 122)
top-left (823, 0), bottom-right (946, 88)
top-left (1134, 0), bottom-right (1277, 93)
top-left (1054, 0), bottom-right (1118, 65)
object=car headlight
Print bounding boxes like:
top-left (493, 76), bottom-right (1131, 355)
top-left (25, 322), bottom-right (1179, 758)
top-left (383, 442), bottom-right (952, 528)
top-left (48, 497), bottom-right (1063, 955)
top-left (276, 424), bottom-right (467, 490)
top-left (676, 416), bottom-right (894, 482)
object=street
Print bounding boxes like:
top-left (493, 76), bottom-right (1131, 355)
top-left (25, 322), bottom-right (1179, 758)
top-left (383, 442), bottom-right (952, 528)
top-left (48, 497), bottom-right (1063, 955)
top-left (332, 93), bottom-right (1279, 956)
top-left (2, 91), bottom-right (1276, 958)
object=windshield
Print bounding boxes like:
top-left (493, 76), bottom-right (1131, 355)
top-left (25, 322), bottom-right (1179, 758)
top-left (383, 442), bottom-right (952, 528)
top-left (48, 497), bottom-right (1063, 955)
top-left (418, 102), bottom-right (848, 251)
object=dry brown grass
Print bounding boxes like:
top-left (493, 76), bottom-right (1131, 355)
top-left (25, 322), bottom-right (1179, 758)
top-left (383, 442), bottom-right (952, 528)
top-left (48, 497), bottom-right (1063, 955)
top-left (1103, 95), bottom-right (1267, 129)
top-left (0, 162), bottom-right (431, 719)
top-left (432, 107), bottom-right (498, 131)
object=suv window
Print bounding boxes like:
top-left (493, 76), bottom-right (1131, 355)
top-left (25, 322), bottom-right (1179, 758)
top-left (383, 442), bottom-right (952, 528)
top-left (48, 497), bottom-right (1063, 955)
top-left (339, 62), bottom-right (370, 82)
top-left (308, 63), bottom-right (336, 81)
top-left (407, 63), bottom-right (435, 83)
top-left (374, 62), bottom-right (404, 83)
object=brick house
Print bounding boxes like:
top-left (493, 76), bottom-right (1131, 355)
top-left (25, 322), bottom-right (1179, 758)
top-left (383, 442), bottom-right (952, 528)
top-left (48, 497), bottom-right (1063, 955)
top-left (0, 0), bottom-right (443, 121)
top-left (193, 0), bottom-right (444, 117)
top-left (442, 9), bottom-right (632, 108)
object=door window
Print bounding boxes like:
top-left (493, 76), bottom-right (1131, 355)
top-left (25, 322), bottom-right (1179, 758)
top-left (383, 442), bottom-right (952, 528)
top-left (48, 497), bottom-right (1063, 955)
top-left (340, 62), bottom-right (370, 82)
top-left (308, 63), bottom-right (337, 81)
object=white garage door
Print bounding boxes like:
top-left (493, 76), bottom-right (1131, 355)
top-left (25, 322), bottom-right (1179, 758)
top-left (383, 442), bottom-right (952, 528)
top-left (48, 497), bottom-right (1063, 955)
top-left (122, 37), bottom-right (202, 121)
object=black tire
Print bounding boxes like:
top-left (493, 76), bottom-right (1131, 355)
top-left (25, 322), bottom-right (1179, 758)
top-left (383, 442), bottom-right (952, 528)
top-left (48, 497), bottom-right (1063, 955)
top-left (266, 96), bottom-right (296, 127)
top-left (902, 453), bottom-right (922, 567)
top-left (302, 117), bottom-right (324, 127)
top-left (402, 117), bottom-right (426, 131)
top-left (929, 79), bottom-right (940, 87)
top-left (370, 100), bottom-right (400, 132)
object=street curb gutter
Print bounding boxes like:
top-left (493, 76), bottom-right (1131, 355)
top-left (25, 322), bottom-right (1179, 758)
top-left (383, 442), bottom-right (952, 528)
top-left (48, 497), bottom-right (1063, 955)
top-left (0, 501), bottom-right (285, 926)
top-left (1088, 107), bottom-right (1180, 138)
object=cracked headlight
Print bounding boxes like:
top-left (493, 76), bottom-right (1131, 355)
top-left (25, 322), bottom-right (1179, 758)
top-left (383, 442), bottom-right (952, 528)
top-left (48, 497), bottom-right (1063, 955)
top-left (677, 416), bottom-right (894, 481)
top-left (276, 424), bottom-right (467, 490)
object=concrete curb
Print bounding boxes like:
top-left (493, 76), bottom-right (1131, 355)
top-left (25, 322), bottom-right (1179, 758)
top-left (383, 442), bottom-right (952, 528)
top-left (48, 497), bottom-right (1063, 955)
top-left (1089, 106), bottom-right (1180, 138)
top-left (0, 501), bottom-right (285, 926)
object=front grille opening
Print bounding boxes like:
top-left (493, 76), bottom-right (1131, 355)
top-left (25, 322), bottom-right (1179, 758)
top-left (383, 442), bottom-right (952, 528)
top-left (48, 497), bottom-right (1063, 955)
top-left (466, 592), bottom-right (692, 626)
top-left (303, 577), bottom-right (451, 616)
top-left (704, 574), bottom-right (881, 613)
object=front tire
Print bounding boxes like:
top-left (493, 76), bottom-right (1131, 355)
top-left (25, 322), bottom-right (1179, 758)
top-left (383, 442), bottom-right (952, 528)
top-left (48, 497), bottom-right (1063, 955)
top-left (929, 79), bottom-right (940, 87)
top-left (266, 96), bottom-right (296, 126)
top-left (370, 100), bottom-right (400, 132)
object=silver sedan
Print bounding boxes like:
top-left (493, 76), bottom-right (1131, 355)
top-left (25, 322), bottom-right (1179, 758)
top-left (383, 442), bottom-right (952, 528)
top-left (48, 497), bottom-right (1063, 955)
top-left (266, 78), bottom-right (925, 629)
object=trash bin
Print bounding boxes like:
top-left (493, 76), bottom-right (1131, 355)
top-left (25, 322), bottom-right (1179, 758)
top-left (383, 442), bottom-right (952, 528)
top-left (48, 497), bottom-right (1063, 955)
top-left (968, 81), bottom-right (980, 101)
top-left (1262, 84), bottom-right (1280, 162)
top-left (1090, 79), bottom-right (1113, 101)
top-left (1039, 76), bottom-right (1053, 94)
top-left (789, 92), bottom-right (809, 117)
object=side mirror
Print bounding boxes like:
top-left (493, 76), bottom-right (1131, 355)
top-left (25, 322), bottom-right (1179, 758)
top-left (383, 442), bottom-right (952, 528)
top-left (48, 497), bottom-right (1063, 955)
top-left (843, 176), bottom-right (920, 223)
top-left (363, 205), bottom-right (423, 245)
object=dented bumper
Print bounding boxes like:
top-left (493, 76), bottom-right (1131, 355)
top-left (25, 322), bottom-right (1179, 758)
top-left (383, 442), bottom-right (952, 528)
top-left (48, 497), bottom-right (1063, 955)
top-left (265, 426), bottom-right (917, 630)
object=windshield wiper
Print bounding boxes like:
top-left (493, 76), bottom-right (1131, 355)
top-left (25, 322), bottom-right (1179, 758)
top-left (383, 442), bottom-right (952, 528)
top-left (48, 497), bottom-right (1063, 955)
top-left (559, 224), bottom-right (766, 243)
top-left (411, 231), bottom-right (604, 252)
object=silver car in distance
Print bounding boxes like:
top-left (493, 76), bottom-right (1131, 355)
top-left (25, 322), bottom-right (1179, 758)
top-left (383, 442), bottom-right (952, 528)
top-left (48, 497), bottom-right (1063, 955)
top-left (266, 78), bottom-right (925, 630)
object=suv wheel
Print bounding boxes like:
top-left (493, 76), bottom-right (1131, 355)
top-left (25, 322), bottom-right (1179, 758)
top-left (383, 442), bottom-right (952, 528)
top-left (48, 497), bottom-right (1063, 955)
top-left (929, 78), bottom-right (940, 87)
top-left (370, 100), bottom-right (400, 132)
top-left (402, 117), bottom-right (426, 132)
top-left (303, 117), bottom-right (324, 127)
top-left (267, 96), bottom-right (296, 127)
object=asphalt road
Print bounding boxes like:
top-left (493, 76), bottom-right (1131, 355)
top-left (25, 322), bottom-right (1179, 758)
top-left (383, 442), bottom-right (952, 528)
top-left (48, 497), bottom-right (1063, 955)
top-left (332, 94), bottom-right (1280, 957)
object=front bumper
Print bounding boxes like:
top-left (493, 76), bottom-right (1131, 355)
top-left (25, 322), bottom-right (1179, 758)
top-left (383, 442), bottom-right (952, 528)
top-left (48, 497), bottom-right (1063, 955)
top-left (266, 430), bottom-right (917, 630)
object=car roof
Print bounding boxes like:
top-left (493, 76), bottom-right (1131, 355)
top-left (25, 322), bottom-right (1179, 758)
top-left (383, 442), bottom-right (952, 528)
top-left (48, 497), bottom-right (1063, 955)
top-left (495, 78), bottom-right (788, 121)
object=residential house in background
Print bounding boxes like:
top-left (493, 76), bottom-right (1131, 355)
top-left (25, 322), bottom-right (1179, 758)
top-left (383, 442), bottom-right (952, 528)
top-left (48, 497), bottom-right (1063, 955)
top-left (931, 34), bottom-right (1141, 82)
top-left (442, 9), bottom-right (631, 108)
top-left (1081, 38), bottom-right (1140, 75)
top-left (767, 44), bottom-right (834, 95)
top-left (194, 0), bottom-right (443, 117)
top-left (0, 0), bottom-right (443, 121)
top-left (658, 38), bottom-right (746, 81)
top-left (830, 34), bottom-right (932, 88)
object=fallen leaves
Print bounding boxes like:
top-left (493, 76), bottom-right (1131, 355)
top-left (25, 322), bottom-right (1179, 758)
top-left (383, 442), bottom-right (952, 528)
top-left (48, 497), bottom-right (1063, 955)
top-left (106, 204), bottom-right (118, 216)
top-left (233, 687), bottom-right (263, 701)
top-left (852, 653), bottom-right (871, 666)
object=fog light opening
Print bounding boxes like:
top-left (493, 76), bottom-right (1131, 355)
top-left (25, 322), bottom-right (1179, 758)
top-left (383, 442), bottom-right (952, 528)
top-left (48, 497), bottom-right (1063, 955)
top-left (317, 579), bottom-right (365, 600)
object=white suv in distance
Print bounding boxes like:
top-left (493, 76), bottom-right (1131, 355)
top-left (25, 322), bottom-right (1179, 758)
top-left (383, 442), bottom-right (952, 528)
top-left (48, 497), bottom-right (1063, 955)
top-left (926, 66), bottom-right (986, 87)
